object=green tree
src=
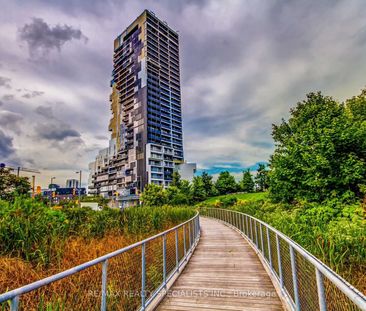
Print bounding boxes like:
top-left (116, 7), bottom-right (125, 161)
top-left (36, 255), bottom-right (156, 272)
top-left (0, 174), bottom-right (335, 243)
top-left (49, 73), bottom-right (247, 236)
top-left (166, 186), bottom-right (190, 205)
top-left (255, 164), bottom-right (269, 192)
top-left (192, 176), bottom-right (207, 202)
top-left (241, 169), bottom-right (254, 192)
top-left (179, 180), bottom-right (193, 203)
top-left (171, 171), bottom-right (181, 188)
top-left (140, 183), bottom-right (167, 206)
top-left (269, 91), bottom-right (366, 203)
top-left (215, 171), bottom-right (238, 195)
top-left (0, 167), bottom-right (31, 201)
top-left (201, 171), bottom-right (215, 197)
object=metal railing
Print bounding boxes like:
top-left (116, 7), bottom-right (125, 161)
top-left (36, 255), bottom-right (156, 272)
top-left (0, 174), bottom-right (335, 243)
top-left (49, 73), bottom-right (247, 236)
top-left (0, 213), bottom-right (200, 311)
top-left (201, 208), bottom-right (366, 311)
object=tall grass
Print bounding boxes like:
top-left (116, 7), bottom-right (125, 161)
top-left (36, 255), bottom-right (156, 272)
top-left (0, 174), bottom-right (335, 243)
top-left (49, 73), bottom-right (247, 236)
top-left (0, 198), bottom-right (195, 309)
top-left (0, 198), bottom-right (194, 267)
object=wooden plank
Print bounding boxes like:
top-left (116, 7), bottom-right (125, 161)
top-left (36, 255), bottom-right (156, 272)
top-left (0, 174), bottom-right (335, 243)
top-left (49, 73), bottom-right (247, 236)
top-left (156, 217), bottom-right (284, 310)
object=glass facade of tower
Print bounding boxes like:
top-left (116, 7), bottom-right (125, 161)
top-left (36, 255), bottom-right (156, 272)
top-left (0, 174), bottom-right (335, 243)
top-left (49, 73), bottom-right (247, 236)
top-left (90, 10), bottom-right (184, 198)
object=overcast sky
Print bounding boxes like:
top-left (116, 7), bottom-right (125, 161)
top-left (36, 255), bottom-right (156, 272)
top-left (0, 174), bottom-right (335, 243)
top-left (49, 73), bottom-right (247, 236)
top-left (0, 0), bottom-right (366, 187)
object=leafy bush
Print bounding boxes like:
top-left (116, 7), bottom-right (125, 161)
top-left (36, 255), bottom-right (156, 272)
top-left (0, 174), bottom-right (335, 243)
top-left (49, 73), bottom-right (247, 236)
top-left (219, 196), bottom-right (237, 207)
top-left (230, 199), bottom-right (366, 275)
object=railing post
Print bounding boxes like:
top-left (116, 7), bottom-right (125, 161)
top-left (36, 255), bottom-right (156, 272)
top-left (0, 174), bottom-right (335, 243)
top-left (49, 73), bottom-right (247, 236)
top-left (198, 215), bottom-right (201, 235)
top-left (276, 234), bottom-right (284, 289)
top-left (249, 218), bottom-right (253, 241)
top-left (163, 234), bottom-right (167, 287)
top-left (188, 222), bottom-right (191, 249)
top-left (267, 227), bottom-right (272, 268)
top-left (141, 242), bottom-right (146, 310)
top-left (175, 228), bottom-right (179, 272)
top-left (245, 215), bottom-right (249, 236)
top-left (101, 259), bottom-right (108, 311)
top-left (11, 296), bottom-right (19, 311)
top-left (260, 223), bottom-right (264, 253)
top-left (290, 246), bottom-right (300, 310)
top-left (183, 225), bottom-right (186, 258)
top-left (316, 268), bottom-right (327, 311)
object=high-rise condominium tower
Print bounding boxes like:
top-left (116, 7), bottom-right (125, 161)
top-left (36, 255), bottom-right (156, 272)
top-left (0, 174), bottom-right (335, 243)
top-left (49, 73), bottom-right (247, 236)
top-left (89, 10), bottom-right (190, 203)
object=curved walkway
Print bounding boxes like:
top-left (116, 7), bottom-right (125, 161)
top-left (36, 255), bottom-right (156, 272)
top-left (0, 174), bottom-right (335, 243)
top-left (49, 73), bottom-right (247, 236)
top-left (157, 217), bottom-right (284, 311)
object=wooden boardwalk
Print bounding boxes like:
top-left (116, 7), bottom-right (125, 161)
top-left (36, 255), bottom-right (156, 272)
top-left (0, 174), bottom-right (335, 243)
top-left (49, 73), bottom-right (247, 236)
top-left (157, 217), bottom-right (284, 311)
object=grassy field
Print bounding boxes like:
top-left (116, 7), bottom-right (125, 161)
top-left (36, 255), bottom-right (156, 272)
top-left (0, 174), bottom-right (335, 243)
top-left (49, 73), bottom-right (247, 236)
top-left (198, 191), bottom-right (267, 205)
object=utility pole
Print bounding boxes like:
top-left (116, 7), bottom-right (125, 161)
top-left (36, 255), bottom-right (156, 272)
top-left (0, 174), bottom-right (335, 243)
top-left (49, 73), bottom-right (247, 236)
top-left (32, 175), bottom-right (35, 197)
top-left (76, 171), bottom-right (82, 207)
top-left (50, 177), bottom-right (56, 205)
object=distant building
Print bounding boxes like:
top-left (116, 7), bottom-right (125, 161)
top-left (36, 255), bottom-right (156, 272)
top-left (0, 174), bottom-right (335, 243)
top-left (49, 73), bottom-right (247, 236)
top-left (48, 183), bottom-right (60, 189)
top-left (43, 187), bottom-right (86, 203)
top-left (66, 179), bottom-right (79, 188)
top-left (176, 162), bottom-right (197, 182)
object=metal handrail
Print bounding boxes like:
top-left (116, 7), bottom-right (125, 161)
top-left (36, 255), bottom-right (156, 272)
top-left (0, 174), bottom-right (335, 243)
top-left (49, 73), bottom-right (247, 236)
top-left (201, 208), bottom-right (366, 311)
top-left (0, 212), bottom-right (200, 310)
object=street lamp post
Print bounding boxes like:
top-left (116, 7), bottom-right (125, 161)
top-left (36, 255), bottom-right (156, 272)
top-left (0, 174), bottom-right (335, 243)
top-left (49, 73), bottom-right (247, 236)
top-left (76, 171), bottom-right (82, 207)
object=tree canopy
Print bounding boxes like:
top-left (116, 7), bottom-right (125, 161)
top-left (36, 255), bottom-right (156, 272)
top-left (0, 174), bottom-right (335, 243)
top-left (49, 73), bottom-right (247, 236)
top-left (215, 171), bottom-right (238, 195)
top-left (269, 91), bottom-right (366, 203)
top-left (255, 164), bottom-right (269, 192)
top-left (241, 169), bottom-right (254, 192)
top-left (0, 168), bottom-right (31, 201)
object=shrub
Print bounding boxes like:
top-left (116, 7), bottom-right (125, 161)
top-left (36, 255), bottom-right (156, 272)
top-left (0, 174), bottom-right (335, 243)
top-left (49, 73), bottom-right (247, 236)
top-left (219, 196), bottom-right (237, 207)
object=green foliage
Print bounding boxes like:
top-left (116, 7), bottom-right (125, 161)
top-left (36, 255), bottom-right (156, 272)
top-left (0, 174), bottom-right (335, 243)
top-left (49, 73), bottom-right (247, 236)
top-left (219, 196), bottom-right (238, 208)
top-left (166, 186), bottom-right (190, 205)
top-left (229, 199), bottom-right (365, 274)
top-left (255, 164), bottom-right (269, 191)
top-left (201, 172), bottom-right (216, 197)
top-left (0, 168), bottom-right (31, 201)
top-left (192, 176), bottom-right (207, 202)
top-left (197, 192), bottom-right (267, 206)
top-left (215, 171), bottom-right (238, 195)
top-left (269, 91), bottom-right (366, 203)
top-left (179, 180), bottom-right (193, 203)
top-left (140, 183), bottom-right (167, 207)
top-left (171, 171), bottom-right (181, 188)
top-left (0, 197), bottom-right (194, 266)
top-left (241, 169), bottom-right (254, 192)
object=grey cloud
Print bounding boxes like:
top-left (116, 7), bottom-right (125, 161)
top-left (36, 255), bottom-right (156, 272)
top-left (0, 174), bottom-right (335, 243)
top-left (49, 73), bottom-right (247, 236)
top-left (35, 105), bottom-right (54, 118)
top-left (0, 76), bottom-right (11, 89)
top-left (0, 130), bottom-right (15, 158)
top-left (1, 0), bottom-right (366, 178)
top-left (95, 135), bottom-right (108, 140)
top-left (0, 111), bottom-right (23, 134)
top-left (22, 90), bottom-right (44, 99)
top-left (35, 122), bottom-right (81, 141)
top-left (2, 94), bottom-right (15, 101)
top-left (18, 18), bottom-right (88, 58)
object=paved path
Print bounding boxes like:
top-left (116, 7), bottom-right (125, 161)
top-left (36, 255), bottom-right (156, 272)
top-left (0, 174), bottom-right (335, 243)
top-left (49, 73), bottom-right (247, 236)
top-left (157, 217), bottom-right (284, 311)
